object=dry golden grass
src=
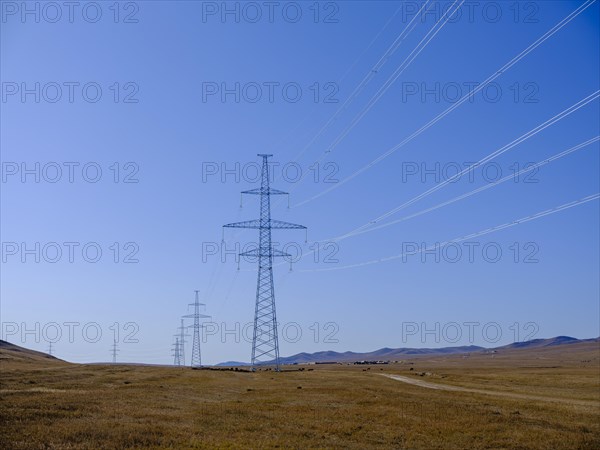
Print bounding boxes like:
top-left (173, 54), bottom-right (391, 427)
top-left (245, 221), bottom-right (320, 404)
top-left (1, 341), bottom-right (599, 449)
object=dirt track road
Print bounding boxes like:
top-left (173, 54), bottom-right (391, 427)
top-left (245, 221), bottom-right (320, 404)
top-left (381, 374), bottom-right (599, 408)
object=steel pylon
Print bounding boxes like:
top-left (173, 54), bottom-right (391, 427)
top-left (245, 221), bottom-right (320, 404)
top-left (110, 339), bottom-right (119, 363)
top-left (172, 337), bottom-right (181, 366)
top-left (175, 318), bottom-right (191, 366)
top-left (223, 154), bottom-right (306, 371)
top-left (183, 290), bottom-right (210, 368)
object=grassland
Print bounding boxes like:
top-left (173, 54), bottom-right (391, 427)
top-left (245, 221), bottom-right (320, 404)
top-left (1, 341), bottom-right (598, 449)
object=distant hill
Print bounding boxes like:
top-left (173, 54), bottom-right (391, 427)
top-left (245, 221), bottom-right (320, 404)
top-left (273, 345), bottom-right (485, 365)
top-left (493, 336), bottom-right (596, 350)
top-left (0, 340), bottom-right (61, 363)
top-left (215, 346), bottom-right (485, 367)
top-left (215, 361), bottom-right (249, 367)
top-left (217, 336), bottom-right (599, 366)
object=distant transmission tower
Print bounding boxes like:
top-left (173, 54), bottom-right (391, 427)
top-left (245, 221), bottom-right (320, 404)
top-left (172, 337), bottom-right (181, 366)
top-left (47, 341), bottom-right (53, 356)
top-left (184, 290), bottom-right (210, 368)
top-left (175, 318), bottom-right (190, 366)
top-left (223, 154), bottom-right (306, 371)
top-left (110, 339), bottom-right (119, 363)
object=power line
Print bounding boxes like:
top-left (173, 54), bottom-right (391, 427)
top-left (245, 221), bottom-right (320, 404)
top-left (325, 0), bottom-right (465, 154)
top-left (303, 193), bottom-right (599, 272)
top-left (288, 1), bottom-right (431, 165)
top-left (336, 91), bottom-right (600, 239)
top-left (268, 1), bottom-right (431, 210)
top-left (268, 4), bottom-right (405, 157)
top-left (269, 135), bottom-right (598, 272)
top-left (214, 268), bottom-right (240, 319)
top-left (267, 134), bottom-right (599, 273)
top-left (204, 200), bottom-right (245, 305)
top-left (282, 0), bottom-right (454, 200)
top-left (335, 4), bottom-right (405, 86)
top-left (335, 136), bottom-right (600, 241)
top-left (293, 0), bottom-right (597, 208)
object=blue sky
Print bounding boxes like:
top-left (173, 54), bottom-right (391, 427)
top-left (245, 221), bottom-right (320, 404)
top-left (1, 1), bottom-right (599, 365)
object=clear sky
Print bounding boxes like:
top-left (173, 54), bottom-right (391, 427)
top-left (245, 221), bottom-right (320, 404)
top-left (1, 1), bottom-right (599, 365)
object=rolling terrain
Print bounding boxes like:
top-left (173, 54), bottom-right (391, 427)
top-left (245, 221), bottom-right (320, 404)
top-left (1, 338), bottom-right (599, 448)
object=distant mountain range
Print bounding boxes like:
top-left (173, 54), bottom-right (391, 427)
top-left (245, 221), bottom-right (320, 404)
top-left (2, 336), bottom-right (597, 367)
top-left (215, 336), bottom-right (599, 366)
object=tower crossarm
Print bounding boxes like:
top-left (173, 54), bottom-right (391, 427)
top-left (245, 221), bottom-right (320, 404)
top-left (182, 313), bottom-right (211, 319)
top-left (241, 188), bottom-right (288, 196)
top-left (223, 219), bottom-right (262, 229)
top-left (224, 219), bottom-right (305, 230)
top-left (187, 302), bottom-right (206, 308)
top-left (240, 248), bottom-right (292, 258)
top-left (269, 220), bottom-right (306, 230)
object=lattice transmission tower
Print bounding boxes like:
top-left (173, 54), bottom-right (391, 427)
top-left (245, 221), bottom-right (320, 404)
top-left (223, 154), bottom-right (306, 371)
top-left (110, 339), bottom-right (119, 363)
top-left (47, 341), bottom-right (54, 356)
top-left (172, 337), bottom-right (181, 366)
top-left (175, 318), bottom-right (190, 366)
top-left (183, 290), bottom-right (210, 368)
